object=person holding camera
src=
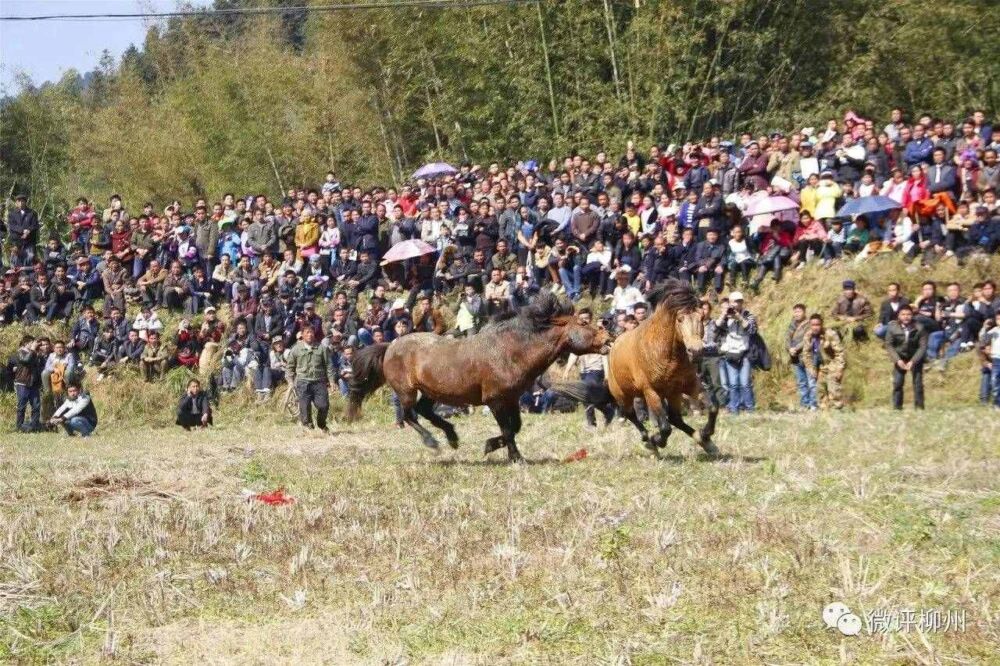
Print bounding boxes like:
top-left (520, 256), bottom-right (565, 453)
top-left (49, 383), bottom-right (98, 437)
top-left (12, 334), bottom-right (44, 432)
top-left (717, 291), bottom-right (758, 414)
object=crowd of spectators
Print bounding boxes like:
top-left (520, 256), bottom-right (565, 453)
top-left (3, 107), bottom-right (1000, 435)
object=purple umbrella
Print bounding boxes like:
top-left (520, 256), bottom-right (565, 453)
top-left (745, 195), bottom-right (800, 217)
top-left (380, 239), bottom-right (437, 265)
top-left (411, 162), bottom-right (457, 180)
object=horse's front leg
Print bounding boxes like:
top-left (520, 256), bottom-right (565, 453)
top-left (619, 396), bottom-right (652, 449)
top-left (399, 390), bottom-right (439, 449)
top-left (670, 392), bottom-right (721, 457)
top-left (643, 389), bottom-right (671, 451)
top-left (485, 402), bottom-right (523, 463)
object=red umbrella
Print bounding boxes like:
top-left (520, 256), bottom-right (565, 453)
top-left (380, 239), bottom-right (437, 265)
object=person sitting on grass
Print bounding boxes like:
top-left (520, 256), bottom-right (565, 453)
top-left (48, 383), bottom-right (98, 438)
top-left (140, 330), bottom-right (170, 382)
top-left (176, 378), bottom-right (213, 430)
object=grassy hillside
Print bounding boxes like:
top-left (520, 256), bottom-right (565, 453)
top-left (1, 408), bottom-right (997, 663)
top-left (2, 254), bottom-right (997, 431)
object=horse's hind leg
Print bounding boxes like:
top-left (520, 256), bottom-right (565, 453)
top-left (414, 394), bottom-right (459, 449)
top-left (643, 389), bottom-right (672, 450)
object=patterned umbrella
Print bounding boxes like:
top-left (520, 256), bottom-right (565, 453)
top-left (745, 195), bottom-right (800, 217)
top-left (380, 239), bottom-right (437, 265)
top-left (411, 162), bottom-right (457, 180)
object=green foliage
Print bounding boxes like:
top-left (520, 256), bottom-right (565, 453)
top-left (2, 0), bottom-right (997, 227)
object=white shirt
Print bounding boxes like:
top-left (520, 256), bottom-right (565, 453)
top-left (612, 284), bottom-right (644, 313)
top-left (54, 393), bottom-right (92, 420)
top-left (728, 238), bottom-right (751, 263)
top-left (133, 313), bottom-right (164, 341)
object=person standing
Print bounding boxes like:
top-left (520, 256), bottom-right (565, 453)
top-left (979, 311), bottom-right (1000, 409)
top-left (287, 325), bottom-right (336, 432)
top-left (48, 384), bottom-right (98, 437)
top-left (176, 378), bottom-right (213, 430)
top-left (718, 291), bottom-right (757, 414)
top-left (563, 309), bottom-right (613, 428)
top-left (6, 194), bottom-right (40, 267)
top-left (884, 305), bottom-right (927, 410)
top-left (786, 304), bottom-right (816, 410)
top-left (698, 300), bottom-right (728, 411)
top-left (800, 314), bottom-right (846, 409)
top-left (13, 335), bottom-right (44, 432)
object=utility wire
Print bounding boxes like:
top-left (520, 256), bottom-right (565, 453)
top-left (1, 0), bottom-right (536, 22)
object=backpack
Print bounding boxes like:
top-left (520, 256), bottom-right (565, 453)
top-left (748, 332), bottom-right (772, 371)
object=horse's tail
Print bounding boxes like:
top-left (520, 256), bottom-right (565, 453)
top-left (346, 343), bottom-right (390, 422)
top-left (547, 380), bottom-right (613, 406)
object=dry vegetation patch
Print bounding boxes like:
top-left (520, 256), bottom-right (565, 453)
top-left (1, 408), bottom-right (997, 664)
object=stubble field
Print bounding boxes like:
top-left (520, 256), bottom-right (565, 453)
top-left (2, 404), bottom-right (998, 665)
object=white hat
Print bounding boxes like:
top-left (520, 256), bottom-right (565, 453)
top-left (729, 291), bottom-right (745, 302)
top-left (615, 265), bottom-right (632, 275)
top-left (391, 298), bottom-right (407, 310)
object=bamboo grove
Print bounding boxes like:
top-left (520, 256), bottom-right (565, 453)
top-left (1, 0), bottom-right (997, 230)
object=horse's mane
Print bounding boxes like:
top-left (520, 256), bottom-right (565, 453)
top-left (646, 278), bottom-right (700, 313)
top-left (483, 291), bottom-right (575, 334)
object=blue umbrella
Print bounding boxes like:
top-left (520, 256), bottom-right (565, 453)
top-left (836, 195), bottom-right (901, 218)
top-left (411, 162), bottom-right (457, 180)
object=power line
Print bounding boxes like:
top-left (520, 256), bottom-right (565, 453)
top-left (0, 0), bottom-right (535, 22)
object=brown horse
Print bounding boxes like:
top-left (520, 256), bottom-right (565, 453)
top-left (346, 292), bottom-right (612, 462)
top-left (607, 279), bottom-right (720, 456)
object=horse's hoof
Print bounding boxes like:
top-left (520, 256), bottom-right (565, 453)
top-left (508, 454), bottom-right (525, 464)
top-left (422, 438), bottom-right (440, 450)
top-left (643, 440), bottom-right (659, 455)
top-left (484, 437), bottom-right (504, 455)
top-left (700, 439), bottom-right (720, 457)
top-left (447, 436), bottom-right (460, 450)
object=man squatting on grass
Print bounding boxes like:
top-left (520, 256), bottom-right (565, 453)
top-left (48, 383), bottom-right (98, 437)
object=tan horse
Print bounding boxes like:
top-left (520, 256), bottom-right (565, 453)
top-left (347, 292), bottom-right (612, 462)
top-left (608, 279), bottom-right (720, 456)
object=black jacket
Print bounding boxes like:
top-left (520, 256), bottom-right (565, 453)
top-left (13, 348), bottom-right (43, 388)
top-left (7, 207), bottom-right (40, 246)
top-left (884, 321), bottom-right (927, 364)
top-left (878, 296), bottom-right (911, 326)
top-left (177, 393), bottom-right (212, 419)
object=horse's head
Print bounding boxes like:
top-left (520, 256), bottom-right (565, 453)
top-left (564, 317), bottom-right (613, 355)
top-left (675, 307), bottom-right (705, 362)
top-left (648, 279), bottom-right (704, 363)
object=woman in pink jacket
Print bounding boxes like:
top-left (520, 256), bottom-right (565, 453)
top-left (791, 211), bottom-right (828, 267)
top-left (901, 165), bottom-right (930, 214)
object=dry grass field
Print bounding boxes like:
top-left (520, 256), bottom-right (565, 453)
top-left (2, 405), bottom-right (998, 664)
